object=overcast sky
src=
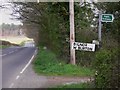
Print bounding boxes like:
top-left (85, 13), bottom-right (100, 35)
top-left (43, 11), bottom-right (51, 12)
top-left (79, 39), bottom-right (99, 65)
top-left (0, 9), bottom-right (22, 25)
top-left (0, 0), bottom-right (119, 25)
top-left (0, 1), bottom-right (22, 25)
top-left (0, 0), bottom-right (96, 25)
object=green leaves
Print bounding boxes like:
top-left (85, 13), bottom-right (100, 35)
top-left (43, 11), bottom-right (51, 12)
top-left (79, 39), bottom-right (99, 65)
top-left (93, 48), bottom-right (119, 88)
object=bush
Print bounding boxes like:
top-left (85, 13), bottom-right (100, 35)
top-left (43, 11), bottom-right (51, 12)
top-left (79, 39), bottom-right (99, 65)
top-left (93, 48), bottom-right (119, 88)
top-left (0, 40), bottom-right (11, 46)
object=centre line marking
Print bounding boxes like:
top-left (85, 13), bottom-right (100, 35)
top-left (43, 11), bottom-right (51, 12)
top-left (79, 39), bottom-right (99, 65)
top-left (16, 75), bottom-right (20, 80)
top-left (11, 51), bottom-right (14, 53)
top-left (9, 52), bottom-right (13, 54)
top-left (1, 51), bottom-right (15, 56)
top-left (9, 83), bottom-right (14, 88)
top-left (1, 54), bottom-right (7, 56)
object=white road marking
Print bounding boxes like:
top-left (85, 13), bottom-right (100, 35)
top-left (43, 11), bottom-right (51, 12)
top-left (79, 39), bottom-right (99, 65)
top-left (9, 83), bottom-right (14, 88)
top-left (20, 49), bottom-right (37, 74)
top-left (9, 52), bottom-right (13, 54)
top-left (16, 75), bottom-right (20, 80)
top-left (11, 51), bottom-right (14, 53)
top-left (0, 54), bottom-right (7, 57)
top-left (8, 48), bottom-right (37, 88)
top-left (1, 49), bottom-right (18, 56)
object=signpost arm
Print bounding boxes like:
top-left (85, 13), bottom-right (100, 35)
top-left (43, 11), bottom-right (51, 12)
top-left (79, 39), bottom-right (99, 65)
top-left (70, 0), bottom-right (75, 65)
top-left (98, 11), bottom-right (102, 48)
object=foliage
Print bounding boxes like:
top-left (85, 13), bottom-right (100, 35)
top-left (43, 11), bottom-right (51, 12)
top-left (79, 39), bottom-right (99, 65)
top-left (11, 2), bottom-right (96, 64)
top-left (33, 47), bottom-right (94, 76)
top-left (96, 2), bottom-right (120, 39)
top-left (0, 40), bottom-right (11, 46)
top-left (1, 23), bottom-right (22, 36)
top-left (1, 23), bottom-right (22, 31)
top-left (10, 2), bottom-right (119, 88)
top-left (0, 45), bottom-right (8, 49)
top-left (93, 48), bottom-right (119, 88)
top-left (1, 36), bottom-right (32, 44)
top-left (0, 40), bottom-right (19, 48)
top-left (92, 2), bottom-right (120, 88)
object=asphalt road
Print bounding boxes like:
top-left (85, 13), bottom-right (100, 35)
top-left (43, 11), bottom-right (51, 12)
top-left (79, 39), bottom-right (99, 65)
top-left (1, 41), bottom-right (93, 88)
top-left (1, 42), bottom-right (36, 88)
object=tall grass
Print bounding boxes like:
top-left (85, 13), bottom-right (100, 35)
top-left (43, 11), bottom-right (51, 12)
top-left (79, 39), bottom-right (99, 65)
top-left (33, 47), bottom-right (94, 76)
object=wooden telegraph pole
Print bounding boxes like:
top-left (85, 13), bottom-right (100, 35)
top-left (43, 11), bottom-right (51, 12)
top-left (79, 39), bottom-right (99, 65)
top-left (69, 0), bottom-right (75, 65)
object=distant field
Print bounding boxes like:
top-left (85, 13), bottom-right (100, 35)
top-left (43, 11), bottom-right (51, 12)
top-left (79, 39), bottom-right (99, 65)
top-left (0, 36), bottom-right (33, 44)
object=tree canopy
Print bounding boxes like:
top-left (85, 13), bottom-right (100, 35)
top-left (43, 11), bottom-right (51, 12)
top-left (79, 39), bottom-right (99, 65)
top-left (8, 2), bottom-right (119, 88)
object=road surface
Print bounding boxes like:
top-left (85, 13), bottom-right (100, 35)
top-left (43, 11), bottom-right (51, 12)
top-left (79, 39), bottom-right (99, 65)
top-left (0, 41), bottom-right (93, 88)
top-left (1, 42), bottom-right (36, 88)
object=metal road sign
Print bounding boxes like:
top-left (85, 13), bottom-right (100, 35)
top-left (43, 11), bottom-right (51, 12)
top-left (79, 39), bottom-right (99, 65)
top-left (72, 42), bottom-right (95, 52)
top-left (101, 14), bottom-right (114, 22)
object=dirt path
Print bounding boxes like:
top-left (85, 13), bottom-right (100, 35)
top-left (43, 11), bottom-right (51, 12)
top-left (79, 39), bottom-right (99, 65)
top-left (46, 76), bottom-right (93, 88)
top-left (13, 64), bottom-right (93, 88)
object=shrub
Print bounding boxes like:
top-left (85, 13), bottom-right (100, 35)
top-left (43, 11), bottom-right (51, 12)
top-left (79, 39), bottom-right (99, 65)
top-left (93, 48), bottom-right (119, 88)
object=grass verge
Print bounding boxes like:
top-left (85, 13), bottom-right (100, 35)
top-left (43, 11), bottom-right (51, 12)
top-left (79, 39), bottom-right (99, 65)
top-left (0, 45), bottom-right (9, 49)
top-left (33, 47), bottom-right (94, 76)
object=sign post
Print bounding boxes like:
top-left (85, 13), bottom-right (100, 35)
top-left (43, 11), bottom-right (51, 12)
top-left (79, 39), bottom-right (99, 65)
top-left (101, 14), bottom-right (114, 22)
top-left (72, 42), bottom-right (95, 52)
top-left (98, 12), bottom-right (114, 48)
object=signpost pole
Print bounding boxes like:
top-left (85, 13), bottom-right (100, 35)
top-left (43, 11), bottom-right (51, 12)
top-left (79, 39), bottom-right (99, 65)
top-left (98, 13), bottom-right (114, 48)
top-left (98, 11), bottom-right (102, 48)
top-left (70, 0), bottom-right (75, 65)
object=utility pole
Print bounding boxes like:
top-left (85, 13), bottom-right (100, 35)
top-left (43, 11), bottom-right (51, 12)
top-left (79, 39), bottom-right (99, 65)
top-left (69, 0), bottom-right (75, 65)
